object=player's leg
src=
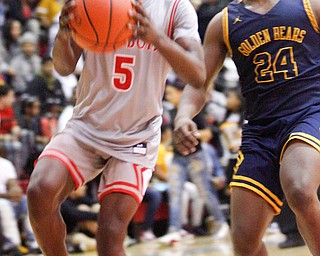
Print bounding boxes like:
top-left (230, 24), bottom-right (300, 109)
top-left (26, 129), bottom-right (101, 256)
top-left (27, 158), bottom-right (75, 256)
top-left (280, 141), bottom-right (320, 255)
top-left (97, 193), bottom-right (139, 256)
top-left (231, 187), bottom-right (274, 256)
top-left (96, 160), bottom-right (153, 256)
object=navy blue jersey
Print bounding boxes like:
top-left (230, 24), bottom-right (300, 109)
top-left (223, 0), bottom-right (320, 122)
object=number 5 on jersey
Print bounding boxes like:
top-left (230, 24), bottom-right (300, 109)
top-left (112, 54), bottom-right (136, 91)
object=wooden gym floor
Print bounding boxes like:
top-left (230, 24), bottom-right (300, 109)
top-left (71, 231), bottom-right (311, 256)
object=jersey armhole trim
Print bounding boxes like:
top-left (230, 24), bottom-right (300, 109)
top-left (222, 7), bottom-right (233, 57)
top-left (167, 0), bottom-right (183, 39)
top-left (303, 0), bottom-right (320, 33)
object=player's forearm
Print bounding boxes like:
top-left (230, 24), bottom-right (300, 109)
top-left (153, 34), bottom-right (205, 88)
top-left (175, 84), bottom-right (206, 120)
top-left (52, 31), bottom-right (83, 76)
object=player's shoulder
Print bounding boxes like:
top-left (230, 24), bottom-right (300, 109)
top-left (309, 0), bottom-right (320, 26)
top-left (165, 0), bottom-right (195, 10)
top-left (207, 10), bottom-right (224, 35)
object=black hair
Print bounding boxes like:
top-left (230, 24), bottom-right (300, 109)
top-left (20, 94), bottom-right (39, 115)
top-left (2, 19), bottom-right (21, 50)
top-left (166, 77), bottom-right (186, 90)
top-left (0, 85), bottom-right (13, 97)
top-left (41, 55), bottom-right (53, 65)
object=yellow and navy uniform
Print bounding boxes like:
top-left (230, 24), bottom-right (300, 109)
top-left (224, 0), bottom-right (320, 214)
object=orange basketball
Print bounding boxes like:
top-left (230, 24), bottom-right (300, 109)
top-left (69, 0), bottom-right (135, 52)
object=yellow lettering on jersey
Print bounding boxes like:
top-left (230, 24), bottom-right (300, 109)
top-left (238, 27), bottom-right (306, 57)
top-left (238, 29), bottom-right (271, 56)
top-left (285, 26), bottom-right (292, 40)
top-left (273, 26), bottom-right (306, 43)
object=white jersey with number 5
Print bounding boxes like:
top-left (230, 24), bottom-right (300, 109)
top-left (67, 0), bottom-right (200, 168)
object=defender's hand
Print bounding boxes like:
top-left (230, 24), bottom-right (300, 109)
top-left (173, 117), bottom-right (200, 156)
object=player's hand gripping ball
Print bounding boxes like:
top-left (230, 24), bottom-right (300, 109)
top-left (69, 0), bottom-right (135, 52)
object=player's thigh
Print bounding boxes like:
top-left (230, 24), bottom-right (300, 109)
top-left (98, 159), bottom-right (153, 228)
top-left (230, 148), bottom-right (280, 242)
top-left (280, 141), bottom-right (320, 199)
top-left (98, 159), bottom-right (153, 203)
top-left (28, 131), bottom-right (103, 202)
top-left (28, 157), bottom-right (75, 204)
top-left (99, 192), bottom-right (139, 230)
top-left (280, 113), bottom-right (320, 197)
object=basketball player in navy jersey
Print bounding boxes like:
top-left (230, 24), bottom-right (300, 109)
top-left (174, 0), bottom-right (320, 255)
top-left (26, 0), bottom-right (205, 255)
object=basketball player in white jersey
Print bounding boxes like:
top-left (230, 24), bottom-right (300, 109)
top-left (26, 0), bottom-right (205, 255)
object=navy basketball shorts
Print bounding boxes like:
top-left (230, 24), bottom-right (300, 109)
top-left (230, 106), bottom-right (320, 214)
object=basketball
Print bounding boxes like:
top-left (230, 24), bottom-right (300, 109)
top-left (69, 0), bottom-right (135, 52)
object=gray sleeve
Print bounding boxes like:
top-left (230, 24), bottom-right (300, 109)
top-left (172, 0), bottom-right (201, 42)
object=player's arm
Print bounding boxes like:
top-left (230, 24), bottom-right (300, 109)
top-left (310, 0), bottom-right (320, 26)
top-left (173, 12), bottom-right (228, 156)
top-left (129, 1), bottom-right (205, 88)
top-left (156, 36), bottom-right (205, 89)
top-left (52, 0), bottom-right (83, 76)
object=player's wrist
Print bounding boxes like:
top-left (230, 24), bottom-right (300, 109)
top-left (151, 30), bottom-right (168, 49)
top-left (56, 30), bottom-right (71, 42)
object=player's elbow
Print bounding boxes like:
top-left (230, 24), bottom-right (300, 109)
top-left (190, 68), bottom-right (206, 89)
top-left (53, 61), bottom-right (75, 76)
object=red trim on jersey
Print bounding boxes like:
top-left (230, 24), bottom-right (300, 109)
top-left (98, 188), bottom-right (142, 204)
top-left (140, 167), bottom-right (148, 173)
top-left (103, 181), bottom-right (139, 190)
top-left (140, 167), bottom-right (148, 190)
top-left (133, 164), bottom-right (141, 191)
top-left (167, 0), bottom-right (182, 38)
top-left (38, 149), bottom-right (85, 188)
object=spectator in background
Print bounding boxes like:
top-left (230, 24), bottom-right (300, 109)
top-left (161, 77), bottom-right (228, 243)
top-left (0, 200), bottom-right (23, 255)
top-left (0, 1), bottom-right (6, 33)
top-left (60, 185), bottom-right (99, 253)
top-left (0, 19), bottom-right (22, 83)
top-left (0, 85), bottom-right (23, 176)
top-left (138, 187), bottom-right (163, 242)
top-left (28, 55), bottom-right (65, 114)
top-left (6, 0), bottom-right (32, 27)
top-left (9, 31), bottom-right (41, 95)
top-left (5, 0), bottom-right (40, 37)
top-left (197, 0), bottom-right (230, 42)
top-left (1, 19), bottom-right (22, 59)
top-left (18, 95), bottom-right (47, 176)
top-left (41, 97), bottom-right (61, 135)
top-left (219, 88), bottom-right (243, 186)
top-left (35, 0), bottom-right (63, 54)
top-left (0, 215), bottom-right (24, 255)
top-left (0, 145), bottom-right (40, 254)
top-left (154, 122), bottom-right (206, 239)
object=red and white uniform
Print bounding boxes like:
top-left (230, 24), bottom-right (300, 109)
top-left (39, 0), bottom-right (200, 203)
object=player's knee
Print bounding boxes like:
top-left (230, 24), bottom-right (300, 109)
top-left (27, 172), bottom-right (60, 210)
top-left (232, 226), bottom-right (261, 255)
top-left (99, 217), bottom-right (125, 238)
top-left (285, 183), bottom-right (314, 212)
